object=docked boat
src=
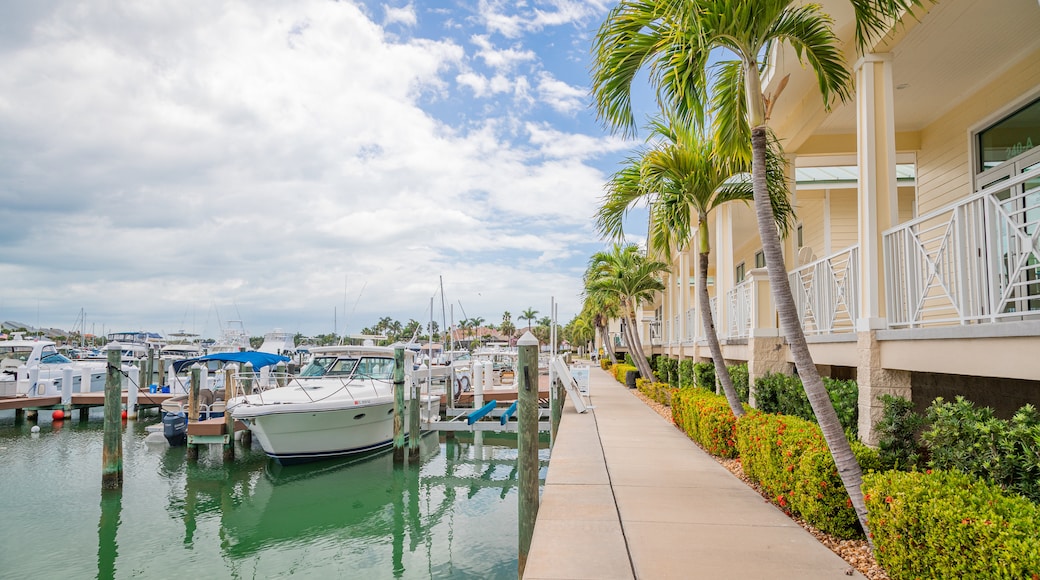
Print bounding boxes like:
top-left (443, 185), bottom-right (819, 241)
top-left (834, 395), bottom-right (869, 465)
top-left (0, 333), bottom-right (128, 396)
top-left (227, 345), bottom-right (440, 464)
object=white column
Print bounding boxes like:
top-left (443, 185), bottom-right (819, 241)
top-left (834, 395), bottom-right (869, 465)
top-left (714, 204), bottom-right (734, 338)
top-left (856, 53), bottom-right (899, 330)
top-left (679, 249), bottom-right (690, 347)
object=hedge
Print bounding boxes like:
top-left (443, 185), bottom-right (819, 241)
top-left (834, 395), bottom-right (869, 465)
top-left (672, 388), bottom-right (741, 458)
top-left (611, 363), bottom-right (638, 384)
top-left (753, 372), bottom-right (859, 438)
top-left (636, 378), bottom-right (675, 407)
top-left (693, 361), bottom-right (715, 392)
top-left (736, 410), bottom-right (878, 538)
top-left (864, 470), bottom-right (1040, 579)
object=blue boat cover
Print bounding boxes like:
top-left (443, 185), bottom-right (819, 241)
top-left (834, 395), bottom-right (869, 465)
top-left (172, 351), bottom-right (291, 373)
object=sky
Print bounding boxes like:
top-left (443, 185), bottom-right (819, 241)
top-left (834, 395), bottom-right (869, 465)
top-left (0, 0), bottom-right (659, 340)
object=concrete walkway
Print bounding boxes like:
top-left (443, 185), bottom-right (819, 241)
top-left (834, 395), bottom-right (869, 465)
top-left (523, 364), bottom-right (864, 580)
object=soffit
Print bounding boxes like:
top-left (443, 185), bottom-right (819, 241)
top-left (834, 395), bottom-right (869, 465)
top-left (769, 0), bottom-right (1040, 139)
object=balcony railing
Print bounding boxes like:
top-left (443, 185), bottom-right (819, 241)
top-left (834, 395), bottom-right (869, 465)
top-left (884, 164), bottom-right (1040, 327)
top-left (685, 308), bottom-right (697, 341)
top-left (789, 246), bottom-right (859, 335)
top-left (726, 278), bottom-right (753, 339)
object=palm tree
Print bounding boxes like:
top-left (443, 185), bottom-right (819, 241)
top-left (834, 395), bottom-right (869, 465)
top-left (591, 0), bottom-right (920, 544)
top-left (597, 114), bottom-right (793, 417)
top-left (500, 311), bottom-right (516, 337)
top-left (581, 292), bottom-right (621, 364)
top-left (585, 243), bottom-right (667, 382)
top-left (520, 308), bottom-right (539, 333)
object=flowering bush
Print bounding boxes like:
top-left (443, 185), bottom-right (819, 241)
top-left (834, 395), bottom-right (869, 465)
top-left (672, 388), bottom-right (741, 458)
top-left (864, 470), bottom-right (1040, 578)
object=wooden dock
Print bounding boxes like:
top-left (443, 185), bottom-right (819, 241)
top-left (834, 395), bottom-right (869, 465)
top-left (0, 391), bottom-right (174, 412)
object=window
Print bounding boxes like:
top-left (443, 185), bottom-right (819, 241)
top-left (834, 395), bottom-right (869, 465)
top-left (755, 251), bottom-right (766, 269)
top-left (797, 224), bottom-right (803, 248)
top-left (978, 96), bottom-right (1040, 173)
top-left (735, 262), bottom-right (745, 283)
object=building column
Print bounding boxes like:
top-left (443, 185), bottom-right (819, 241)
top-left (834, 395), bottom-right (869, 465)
top-left (746, 268), bottom-right (790, 407)
top-left (714, 204), bottom-right (734, 343)
top-left (855, 53), bottom-right (911, 444)
top-left (678, 249), bottom-right (689, 357)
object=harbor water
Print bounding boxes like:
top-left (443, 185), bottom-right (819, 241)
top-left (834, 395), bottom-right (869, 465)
top-left (0, 410), bottom-right (549, 579)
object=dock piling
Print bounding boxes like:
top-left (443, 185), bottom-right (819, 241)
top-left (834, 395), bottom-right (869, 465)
top-left (240, 363), bottom-right (254, 447)
top-left (61, 367), bottom-right (73, 408)
top-left (393, 347), bottom-right (405, 464)
top-left (409, 354), bottom-right (420, 462)
top-left (102, 348), bottom-right (123, 490)
top-left (223, 365), bottom-right (236, 461)
top-left (186, 364), bottom-right (201, 462)
top-left (516, 331), bottom-right (540, 577)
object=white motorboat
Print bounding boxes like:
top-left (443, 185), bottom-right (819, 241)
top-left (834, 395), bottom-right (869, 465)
top-left (228, 345), bottom-right (439, 464)
top-left (0, 333), bottom-right (128, 396)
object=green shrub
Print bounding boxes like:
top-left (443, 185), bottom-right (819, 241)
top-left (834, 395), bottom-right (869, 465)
top-left (672, 388), bottom-right (741, 458)
top-left (693, 362), bottom-right (715, 392)
top-left (678, 359), bottom-right (695, 389)
top-left (753, 372), bottom-right (859, 438)
top-left (791, 442), bottom-right (880, 538)
top-left (655, 357), bottom-right (678, 388)
top-left (874, 394), bottom-right (925, 471)
top-left (612, 364), bottom-right (637, 384)
top-left (599, 358), bottom-right (611, 370)
top-left (923, 396), bottom-right (1040, 502)
top-left (624, 353), bottom-right (634, 367)
top-left (727, 363), bottom-right (749, 403)
top-left (864, 470), bottom-right (1040, 579)
top-left (735, 411), bottom-right (822, 507)
top-left (637, 379), bottom-right (674, 407)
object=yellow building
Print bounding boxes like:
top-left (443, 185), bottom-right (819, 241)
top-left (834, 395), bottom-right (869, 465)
top-left (601, 0), bottom-right (1040, 443)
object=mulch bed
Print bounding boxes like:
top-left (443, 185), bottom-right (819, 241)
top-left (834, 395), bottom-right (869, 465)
top-left (629, 389), bottom-right (889, 580)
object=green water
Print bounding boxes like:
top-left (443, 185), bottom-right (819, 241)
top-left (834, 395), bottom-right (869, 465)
top-left (0, 410), bottom-right (548, 579)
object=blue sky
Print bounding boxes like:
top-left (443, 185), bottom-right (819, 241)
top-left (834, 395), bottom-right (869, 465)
top-left (0, 0), bottom-right (659, 339)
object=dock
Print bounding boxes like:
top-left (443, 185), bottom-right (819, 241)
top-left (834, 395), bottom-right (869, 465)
top-left (0, 391), bottom-right (173, 412)
top-left (523, 363), bottom-right (864, 579)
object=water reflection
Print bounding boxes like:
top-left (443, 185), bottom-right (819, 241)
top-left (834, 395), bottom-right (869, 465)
top-left (97, 489), bottom-right (122, 580)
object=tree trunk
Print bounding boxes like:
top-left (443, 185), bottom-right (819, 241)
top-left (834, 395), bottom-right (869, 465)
top-left (698, 250), bottom-right (744, 417)
top-left (623, 304), bottom-right (657, 383)
top-left (598, 322), bottom-right (618, 364)
top-left (750, 126), bottom-right (872, 545)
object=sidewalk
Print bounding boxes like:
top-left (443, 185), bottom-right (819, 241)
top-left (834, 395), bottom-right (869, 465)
top-left (523, 364), bottom-right (864, 579)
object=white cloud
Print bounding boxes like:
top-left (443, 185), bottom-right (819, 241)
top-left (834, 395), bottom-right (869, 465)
top-left (0, 0), bottom-right (621, 336)
top-left (535, 71), bottom-right (586, 113)
top-left (476, 0), bottom-right (613, 38)
top-left (384, 3), bottom-right (417, 27)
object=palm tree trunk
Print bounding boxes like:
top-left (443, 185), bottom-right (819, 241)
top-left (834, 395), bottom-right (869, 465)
top-left (623, 304), bottom-right (657, 383)
top-left (698, 250), bottom-right (744, 416)
top-left (750, 125), bottom-right (871, 544)
top-left (599, 323), bottom-right (618, 364)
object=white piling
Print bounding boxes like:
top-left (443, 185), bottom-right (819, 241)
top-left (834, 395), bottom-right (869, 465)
top-left (127, 369), bottom-right (138, 419)
top-left (80, 367), bottom-right (92, 393)
top-left (61, 367), bottom-right (74, 406)
top-left (28, 367), bottom-right (39, 397)
top-left (472, 363), bottom-right (483, 406)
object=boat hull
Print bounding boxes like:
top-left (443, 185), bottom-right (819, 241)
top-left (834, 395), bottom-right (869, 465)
top-left (235, 397), bottom-right (440, 465)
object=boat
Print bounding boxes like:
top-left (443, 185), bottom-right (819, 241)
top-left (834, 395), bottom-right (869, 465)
top-left (158, 350), bottom-right (292, 446)
top-left (206, 320), bottom-right (251, 354)
top-left (227, 344), bottom-right (440, 464)
top-left (0, 333), bottom-right (129, 396)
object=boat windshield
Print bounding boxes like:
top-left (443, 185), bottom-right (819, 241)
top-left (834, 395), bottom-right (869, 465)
top-left (354, 357), bottom-right (395, 380)
top-left (40, 351), bottom-right (73, 364)
top-left (298, 355), bottom-right (351, 377)
top-left (0, 346), bottom-right (34, 363)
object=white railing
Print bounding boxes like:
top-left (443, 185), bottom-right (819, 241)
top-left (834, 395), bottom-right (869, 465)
top-left (884, 164), bottom-right (1040, 327)
top-left (708, 296), bottom-right (718, 339)
top-left (685, 308), bottom-right (698, 341)
top-left (673, 314), bottom-right (680, 342)
top-left (726, 278), bottom-right (753, 339)
top-left (789, 246), bottom-right (859, 335)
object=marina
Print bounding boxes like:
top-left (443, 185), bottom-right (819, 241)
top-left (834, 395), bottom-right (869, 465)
top-left (0, 411), bottom-right (549, 579)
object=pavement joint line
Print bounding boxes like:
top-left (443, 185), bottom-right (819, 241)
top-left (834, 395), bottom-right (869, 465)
top-left (590, 395), bottom-right (639, 580)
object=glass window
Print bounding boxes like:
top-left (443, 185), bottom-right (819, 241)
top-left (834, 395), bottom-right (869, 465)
top-left (755, 251), bottom-right (766, 269)
top-left (797, 224), bottom-right (803, 248)
top-left (978, 96), bottom-right (1040, 172)
top-left (735, 262), bottom-right (745, 283)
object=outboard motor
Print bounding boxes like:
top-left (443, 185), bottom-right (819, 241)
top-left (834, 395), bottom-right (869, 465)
top-left (163, 411), bottom-right (187, 446)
